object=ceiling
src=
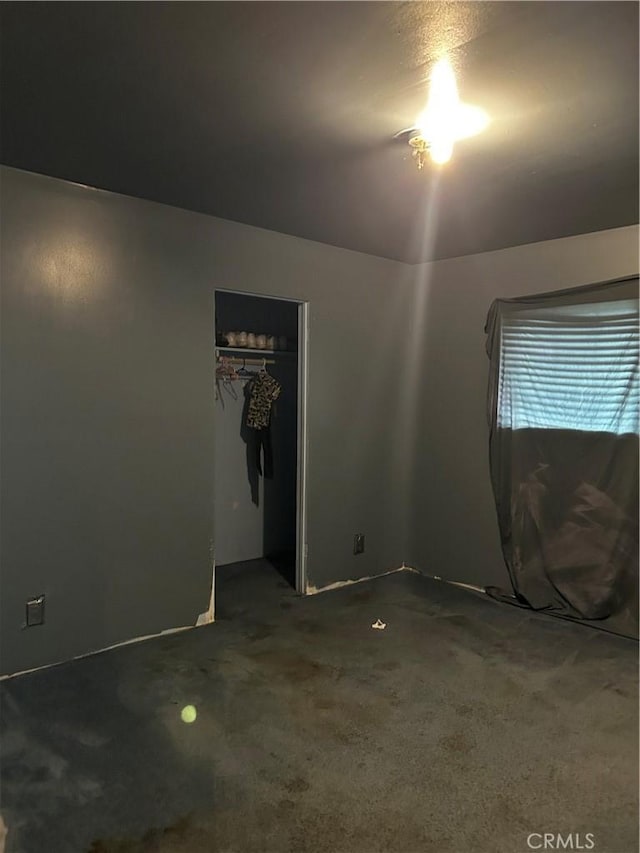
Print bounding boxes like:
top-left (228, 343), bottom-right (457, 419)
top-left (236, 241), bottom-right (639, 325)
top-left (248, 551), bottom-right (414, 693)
top-left (1, 2), bottom-right (638, 263)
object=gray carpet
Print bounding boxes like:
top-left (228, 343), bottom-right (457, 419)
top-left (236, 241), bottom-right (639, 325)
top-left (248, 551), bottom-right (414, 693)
top-left (1, 560), bottom-right (637, 853)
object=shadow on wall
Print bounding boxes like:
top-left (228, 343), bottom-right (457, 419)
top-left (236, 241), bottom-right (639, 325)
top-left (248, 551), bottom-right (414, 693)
top-left (406, 262), bottom-right (506, 589)
top-left (382, 172), bottom-right (507, 589)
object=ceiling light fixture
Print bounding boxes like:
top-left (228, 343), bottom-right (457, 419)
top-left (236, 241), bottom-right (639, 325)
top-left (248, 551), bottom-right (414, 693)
top-left (408, 58), bottom-right (489, 169)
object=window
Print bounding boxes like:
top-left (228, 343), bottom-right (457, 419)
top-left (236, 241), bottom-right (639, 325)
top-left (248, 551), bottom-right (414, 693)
top-left (498, 299), bottom-right (639, 435)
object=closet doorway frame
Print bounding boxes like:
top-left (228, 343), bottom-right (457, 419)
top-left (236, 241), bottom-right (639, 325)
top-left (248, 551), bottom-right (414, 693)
top-left (214, 289), bottom-right (309, 595)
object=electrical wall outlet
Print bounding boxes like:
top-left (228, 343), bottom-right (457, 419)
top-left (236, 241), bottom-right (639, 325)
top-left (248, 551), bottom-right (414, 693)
top-left (26, 595), bottom-right (45, 627)
top-left (353, 534), bottom-right (365, 555)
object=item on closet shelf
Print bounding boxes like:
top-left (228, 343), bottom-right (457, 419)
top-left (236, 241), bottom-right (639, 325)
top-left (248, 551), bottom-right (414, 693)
top-left (256, 334), bottom-right (267, 349)
top-left (278, 336), bottom-right (288, 351)
top-left (247, 332), bottom-right (257, 349)
top-left (237, 331), bottom-right (248, 347)
top-left (224, 331), bottom-right (237, 347)
top-left (266, 335), bottom-right (276, 351)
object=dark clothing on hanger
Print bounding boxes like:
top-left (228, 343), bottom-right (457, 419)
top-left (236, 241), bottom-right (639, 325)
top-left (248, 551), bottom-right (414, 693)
top-left (247, 371), bottom-right (281, 478)
top-left (255, 422), bottom-right (273, 478)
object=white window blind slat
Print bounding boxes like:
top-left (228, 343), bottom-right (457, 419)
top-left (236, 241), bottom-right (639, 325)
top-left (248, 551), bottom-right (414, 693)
top-left (498, 299), bottom-right (639, 435)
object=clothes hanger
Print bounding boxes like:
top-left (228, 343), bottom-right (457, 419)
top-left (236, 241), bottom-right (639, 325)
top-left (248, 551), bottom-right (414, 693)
top-left (236, 358), bottom-right (253, 379)
top-left (215, 357), bottom-right (240, 398)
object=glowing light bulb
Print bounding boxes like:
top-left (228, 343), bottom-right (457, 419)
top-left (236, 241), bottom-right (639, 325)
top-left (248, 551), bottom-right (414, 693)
top-left (413, 58), bottom-right (489, 166)
top-left (429, 135), bottom-right (454, 165)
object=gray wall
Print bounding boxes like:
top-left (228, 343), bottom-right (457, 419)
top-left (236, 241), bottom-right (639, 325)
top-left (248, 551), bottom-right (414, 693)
top-left (2, 164), bottom-right (637, 677)
top-left (405, 225), bottom-right (640, 589)
top-left (0, 166), bottom-right (412, 675)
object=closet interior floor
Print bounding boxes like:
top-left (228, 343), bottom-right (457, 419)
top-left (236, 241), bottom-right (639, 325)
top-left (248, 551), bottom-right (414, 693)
top-left (1, 562), bottom-right (637, 853)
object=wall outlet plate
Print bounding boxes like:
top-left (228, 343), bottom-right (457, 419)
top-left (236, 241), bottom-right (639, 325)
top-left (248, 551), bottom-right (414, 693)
top-left (26, 595), bottom-right (45, 627)
top-left (353, 533), bottom-right (365, 555)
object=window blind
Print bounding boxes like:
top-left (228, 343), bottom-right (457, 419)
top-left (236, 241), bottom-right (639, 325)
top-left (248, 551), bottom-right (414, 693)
top-left (498, 299), bottom-right (639, 435)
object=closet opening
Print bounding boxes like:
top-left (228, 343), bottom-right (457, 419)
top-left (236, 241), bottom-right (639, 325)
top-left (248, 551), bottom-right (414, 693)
top-left (214, 290), bottom-right (308, 597)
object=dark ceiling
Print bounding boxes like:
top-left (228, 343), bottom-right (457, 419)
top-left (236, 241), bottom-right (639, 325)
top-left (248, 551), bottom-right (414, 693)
top-left (1, 2), bottom-right (638, 263)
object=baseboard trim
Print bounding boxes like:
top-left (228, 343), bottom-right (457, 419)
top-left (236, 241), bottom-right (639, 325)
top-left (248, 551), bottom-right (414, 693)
top-left (305, 564), bottom-right (408, 595)
top-left (400, 564), bottom-right (486, 594)
top-left (3, 563), bottom-right (475, 680)
top-left (0, 623), bottom-right (197, 682)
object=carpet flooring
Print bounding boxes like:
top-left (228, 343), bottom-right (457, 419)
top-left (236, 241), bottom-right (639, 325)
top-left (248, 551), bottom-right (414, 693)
top-left (1, 560), bottom-right (637, 853)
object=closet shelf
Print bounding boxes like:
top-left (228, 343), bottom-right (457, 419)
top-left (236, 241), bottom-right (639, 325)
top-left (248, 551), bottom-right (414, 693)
top-left (216, 346), bottom-right (296, 358)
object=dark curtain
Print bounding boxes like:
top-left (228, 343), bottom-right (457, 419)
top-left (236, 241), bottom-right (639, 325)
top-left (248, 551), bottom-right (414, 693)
top-left (485, 277), bottom-right (639, 638)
